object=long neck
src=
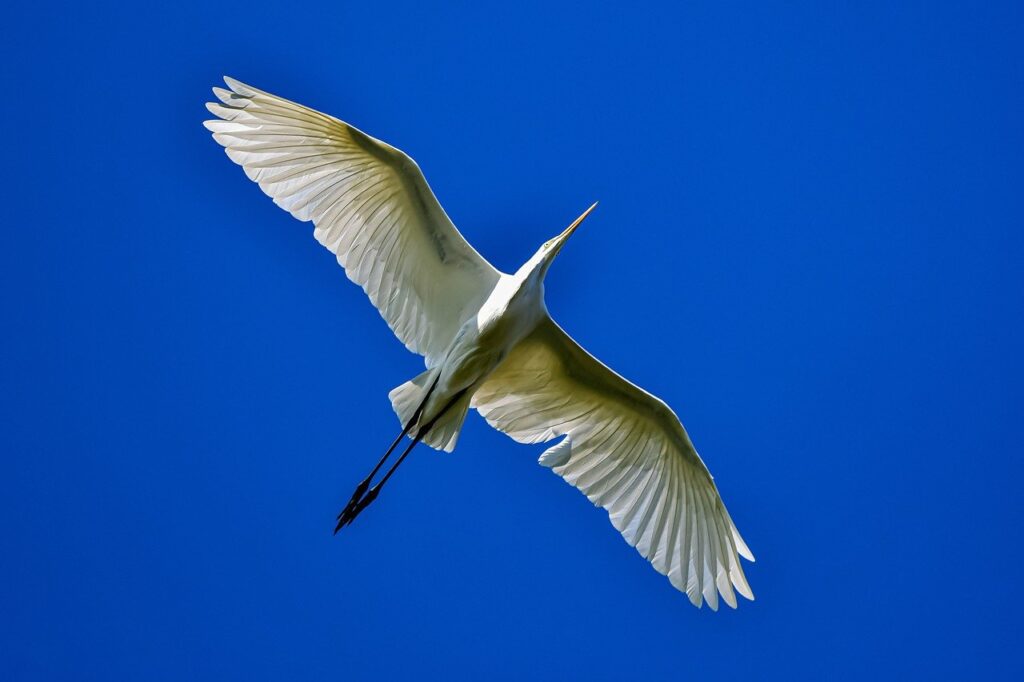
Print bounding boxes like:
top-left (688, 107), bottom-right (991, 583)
top-left (505, 250), bottom-right (551, 315)
top-left (516, 247), bottom-right (555, 287)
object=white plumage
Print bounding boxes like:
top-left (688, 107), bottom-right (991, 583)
top-left (205, 77), bottom-right (500, 366)
top-left (205, 77), bottom-right (754, 608)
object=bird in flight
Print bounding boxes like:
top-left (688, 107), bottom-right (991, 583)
top-left (204, 77), bottom-right (754, 609)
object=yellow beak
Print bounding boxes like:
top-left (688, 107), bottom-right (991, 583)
top-left (558, 201), bottom-right (599, 242)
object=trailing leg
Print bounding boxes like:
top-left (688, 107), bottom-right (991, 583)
top-left (334, 390), bottom-right (466, 531)
top-left (333, 376), bottom-right (439, 531)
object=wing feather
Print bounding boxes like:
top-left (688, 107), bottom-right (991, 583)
top-left (473, 316), bottom-right (754, 608)
top-left (205, 77), bottom-right (503, 365)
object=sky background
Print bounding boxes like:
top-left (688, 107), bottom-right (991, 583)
top-left (2, 1), bottom-right (1022, 679)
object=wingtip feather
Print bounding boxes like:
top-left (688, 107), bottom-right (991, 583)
top-left (223, 76), bottom-right (259, 98)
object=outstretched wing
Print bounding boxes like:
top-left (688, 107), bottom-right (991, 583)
top-left (472, 316), bottom-right (754, 609)
top-left (204, 77), bottom-right (503, 366)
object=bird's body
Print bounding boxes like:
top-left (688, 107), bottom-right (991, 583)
top-left (401, 228), bottom-right (575, 447)
top-left (426, 268), bottom-right (546, 429)
top-left (205, 77), bottom-right (755, 609)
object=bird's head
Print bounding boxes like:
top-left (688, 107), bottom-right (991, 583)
top-left (523, 201), bottom-right (598, 281)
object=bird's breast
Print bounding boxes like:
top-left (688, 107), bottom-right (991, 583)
top-left (438, 283), bottom-right (543, 394)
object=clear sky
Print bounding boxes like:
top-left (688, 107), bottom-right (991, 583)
top-left (3, 1), bottom-right (1022, 680)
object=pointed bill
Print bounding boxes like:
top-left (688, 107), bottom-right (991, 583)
top-left (559, 201), bottom-right (599, 242)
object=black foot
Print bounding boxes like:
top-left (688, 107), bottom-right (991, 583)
top-left (335, 477), bottom-right (370, 523)
top-left (334, 485), bottom-right (380, 533)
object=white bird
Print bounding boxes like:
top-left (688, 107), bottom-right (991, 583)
top-left (204, 77), bottom-right (754, 609)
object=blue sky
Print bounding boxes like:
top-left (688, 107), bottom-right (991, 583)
top-left (3, 1), bottom-right (1022, 679)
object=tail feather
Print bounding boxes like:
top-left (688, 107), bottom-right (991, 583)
top-left (420, 392), bottom-right (472, 452)
top-left (388, 369), bottom-right (435, 431)
top-left (388, 370), bottom-right (471, 453)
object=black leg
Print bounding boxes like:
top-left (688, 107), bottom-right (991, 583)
top-left (333, 378), bottom-right (440, 531)
top-left (334, 390), bottom-right (465, 532)
top-left (334, 419), bottom-right (415, 524)
top-left (337, 430), bottom-right (423, 530)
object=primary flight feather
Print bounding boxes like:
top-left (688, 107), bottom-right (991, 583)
top-left (204, 76), bottom-right (754, 609)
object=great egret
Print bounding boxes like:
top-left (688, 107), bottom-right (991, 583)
top-left (204, 77), bottom-right (754, 609)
